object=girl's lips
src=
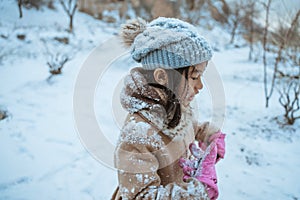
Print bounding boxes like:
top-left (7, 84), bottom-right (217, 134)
top-left (188, 95), bottom-right (195, 101)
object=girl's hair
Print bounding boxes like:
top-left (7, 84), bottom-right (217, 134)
top-left (140, 66), bottom-right (194, 128)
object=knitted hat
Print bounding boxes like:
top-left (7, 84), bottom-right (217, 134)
top-left (120, 17), bottom-right (213, 70)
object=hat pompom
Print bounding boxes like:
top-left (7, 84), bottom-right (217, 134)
top-left (120, 18), bottom-right (147, 47)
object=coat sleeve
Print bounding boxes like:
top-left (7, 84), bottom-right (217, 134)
top-left (114, 122), bottom-right (209, 200)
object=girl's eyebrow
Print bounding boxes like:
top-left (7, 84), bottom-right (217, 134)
top-left (193, 69), bottom-right (204, 75)
top-left (190, 65), bottom-right (205, 76)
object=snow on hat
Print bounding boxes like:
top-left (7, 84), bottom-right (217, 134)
top-left (120, 17), bottom-right (213, 70)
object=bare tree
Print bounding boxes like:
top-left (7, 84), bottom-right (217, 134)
top-left (41, 38), bottom-right (72, 82)
top-left (47, 53), bottom-right (69, 75)
top-left (278, 79), bottom-right (300, 125)
top-left (262, 0), bottom-right (273, 108)
top-left (228, 1), bottom-right (245, 44)
top-left (208, 0), bottom-right (250, 44)
top-left (59, 0), bottom-right (78, 33)
top-left (18, 0), bottom-right (23, 18)
top-left (276, 10), bottom-right (300, 125)
top-left (242, 0), bottom-right (261, 60)
top-left (206, 0), bottom-right (229, 24)
top-left (273, 10), bottom-right (300, 79)
top-left (46, 53), bottom-right (69, 83)
top-left (180, 0), bottom-right (206, 24)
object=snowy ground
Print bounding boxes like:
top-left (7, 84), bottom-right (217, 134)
top-left (1, 1), bottom-right (300, 200)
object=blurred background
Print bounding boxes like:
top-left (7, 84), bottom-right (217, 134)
top-left (0, 0), bottom-right (299, 199)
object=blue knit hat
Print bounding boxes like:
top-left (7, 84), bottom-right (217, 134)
top-left (120, 17), bottom-right (213, 70)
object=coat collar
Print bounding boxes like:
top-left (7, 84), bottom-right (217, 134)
top-left (120, 67), bottom-right (194, 139)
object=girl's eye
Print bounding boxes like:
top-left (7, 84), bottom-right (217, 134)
top-left (191, 77), bottom-right (199, 80)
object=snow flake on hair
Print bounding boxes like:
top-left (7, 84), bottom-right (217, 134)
top-left (120, 67), bottom-right (195, 139)
top-left (120, 89), bottom-right (150, 113)
top-left (138, 105), bottom-right (194, 139)
top-left (120, 68), bottom-right (159, 114)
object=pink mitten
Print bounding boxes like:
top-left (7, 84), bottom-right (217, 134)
top-left (179, 131), bottom-right (226, 200)
top-left (215, 132), bottom-right (226, 162)
top-left (179, 143), bottom-right (204, 181)
top-left (199, 131), bottom-right (226, 163)
top-left (195, 142), bottom-right (218, 200)
top-left (196, 131), bottom-right (226, 200)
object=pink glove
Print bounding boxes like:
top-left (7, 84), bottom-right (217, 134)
top-left (179, 142), bottom-right (204, 181)
top-left (196, 141), bottom-right (218, 199)
top-left (215, 132), bottom-right (225, 162)
top-left (179, 131), bottom-right (226, 200)
top-left (199, 131), bottom-right (226, 163)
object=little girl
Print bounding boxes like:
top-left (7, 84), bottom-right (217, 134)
top-left (111, 17), bottom-right (225, 200)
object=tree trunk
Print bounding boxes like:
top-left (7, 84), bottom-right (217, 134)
top-left (248, 10), bottom-right (254, 60)
top-left (18, 0), bottom-right (23, 18)
top-left (230, 21), bottom-right (238, 44)
top-left (262, 0), bottom-right (272, 108)
top-left (69, 15), bottom-right (73, 33)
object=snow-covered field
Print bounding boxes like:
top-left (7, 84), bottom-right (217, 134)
top-left (0, 1), bottom-right (299, 200)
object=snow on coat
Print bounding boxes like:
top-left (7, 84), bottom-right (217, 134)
top-left (112, 67), bottom-right (213, 200)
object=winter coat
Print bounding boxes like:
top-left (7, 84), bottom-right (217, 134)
top-left (111, 68), bottom-right (216, 200)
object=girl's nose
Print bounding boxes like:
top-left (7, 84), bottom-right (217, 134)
top-left (196, 78), bottom-right (203, 91)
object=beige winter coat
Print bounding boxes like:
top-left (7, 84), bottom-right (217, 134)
top-left (111, 68), bottom-right (217, 200)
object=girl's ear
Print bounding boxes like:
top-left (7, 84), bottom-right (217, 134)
top-left (153, 68), bottom-right (168, 85)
